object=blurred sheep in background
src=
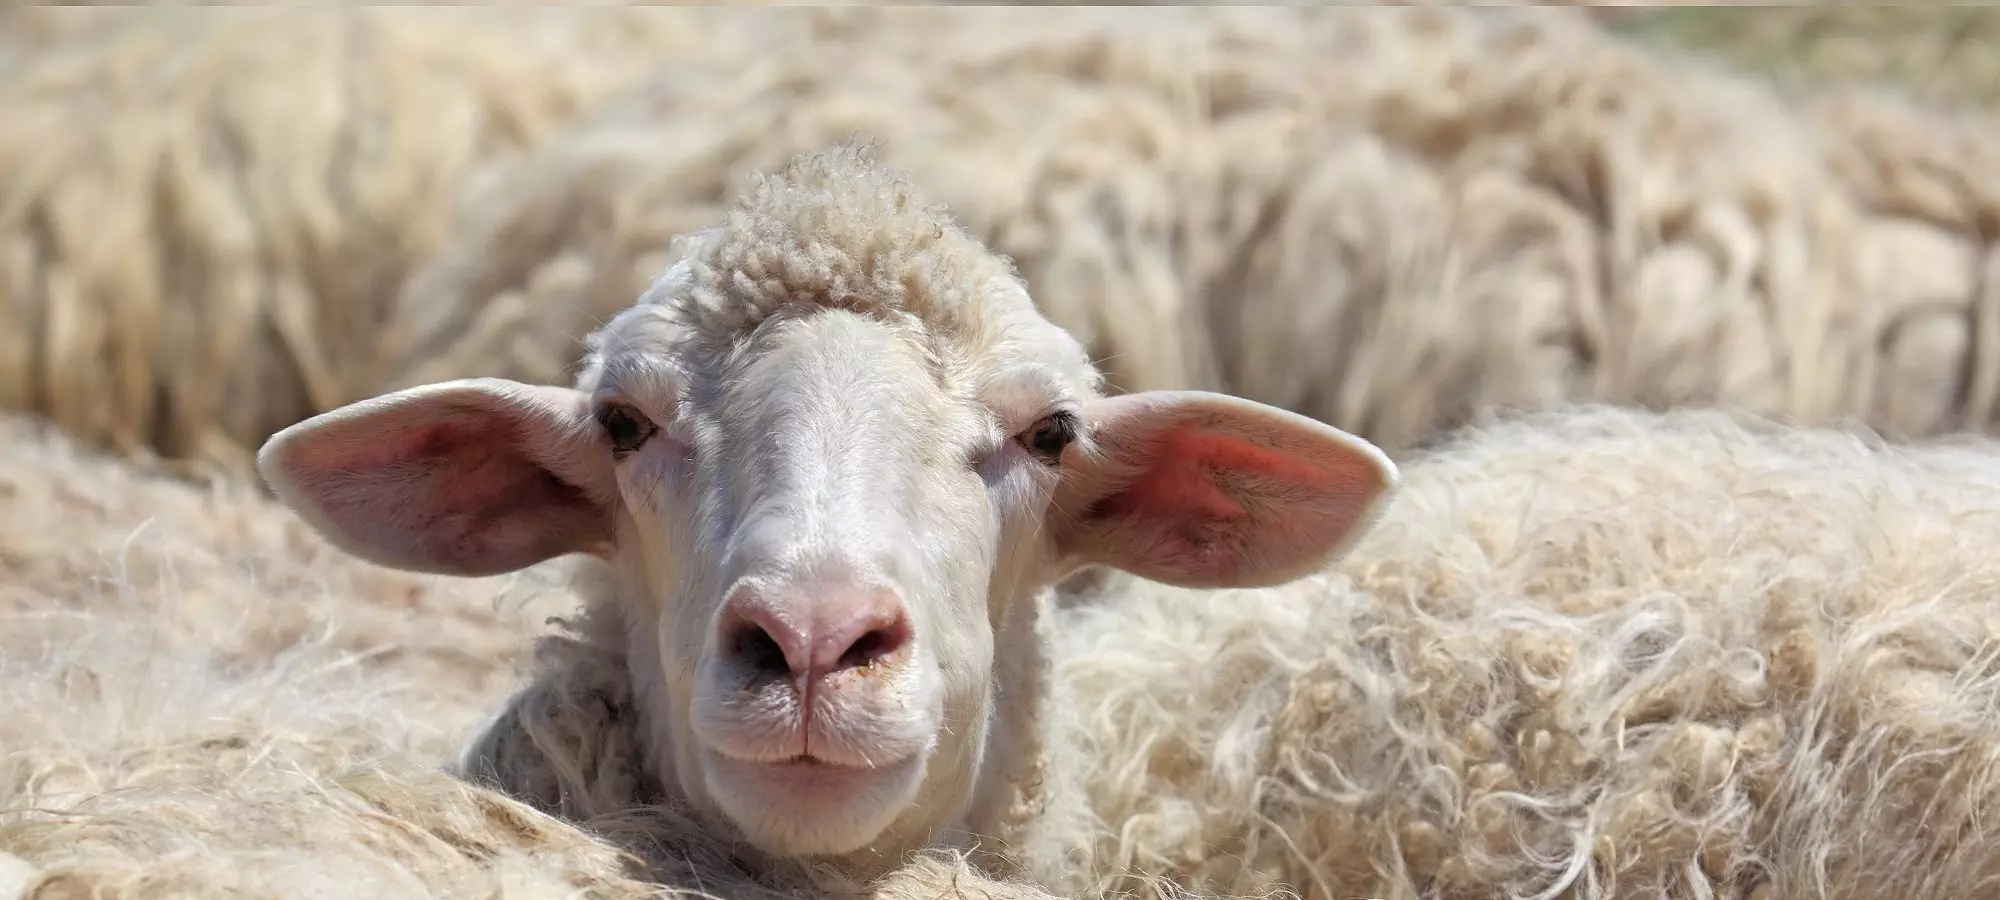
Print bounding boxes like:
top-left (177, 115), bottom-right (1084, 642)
top-left (8, 4), bottom-right (2000, 476)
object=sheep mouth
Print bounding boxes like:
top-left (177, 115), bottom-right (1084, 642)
top-left (704, 745), bottom-right (926, 812)
top-left (776, 753), bottom-right (836, 767)
top-left (698, 726), bottom-right (928, 771)
top-left (705, 744), bottom-right (904, 772)
top-left (762, 751), bottom-right (906, 772)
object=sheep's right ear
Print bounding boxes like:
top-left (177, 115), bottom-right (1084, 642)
top-left (257, 378), bottom-right (619, 577)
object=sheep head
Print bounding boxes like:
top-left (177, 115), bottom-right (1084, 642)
top-left (255, 144), bottom-right (1399, 865)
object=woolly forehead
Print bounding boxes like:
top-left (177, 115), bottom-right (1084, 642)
top-left (576, 287), bottom-right (1105, 453)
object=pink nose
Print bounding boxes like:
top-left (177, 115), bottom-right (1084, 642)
top-left (718, 583), bottom-right (913, 682)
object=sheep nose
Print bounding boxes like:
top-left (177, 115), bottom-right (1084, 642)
top-left (718, 584), bottom-right (913, 683)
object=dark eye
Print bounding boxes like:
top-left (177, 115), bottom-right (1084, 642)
top-left (1020, 410), bottom-right (1078, 465)
top-left (597, 403), bottom-right (657, 455)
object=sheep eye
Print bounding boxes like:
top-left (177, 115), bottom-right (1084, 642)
top-left (597, 403), bottom-right (657, 454)
top-left (1021, 411), bottom-right (1078, 465)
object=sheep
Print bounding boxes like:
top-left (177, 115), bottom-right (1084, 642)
top-left (19, 371), bottom-right (2000, 899)
top-left (271, 144), bottom-right (2000, 900)
top-left (388, 3), bottom-right (2000, 460)
top-left (431, 393), bottom-right (2000, 900)
top-left (253, 141), bottom-right (1402, 896)
top-left (0, 404), bottom-right (1075, 900)
top-left (18, 128), bottom-right (2000, 895)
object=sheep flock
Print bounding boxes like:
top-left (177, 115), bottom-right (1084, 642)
top-left (7, 5), bottom-right (2000, 900)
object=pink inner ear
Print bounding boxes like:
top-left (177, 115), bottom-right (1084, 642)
top-left (1090, 425), bottom-right (1338, 521)
top-left (288, 417), bottom-right (478, 474)
top-left (1077, 420), bottom-right (1386, 586)
top-left (286, 411), bottom-right (600, 574)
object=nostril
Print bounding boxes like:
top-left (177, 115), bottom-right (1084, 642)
top-left (719, 596), bottom-right (811, 681)
top-left (829, 608), bottom-right (912, 674)
top-left (722, 582), bottom-right (913, 683)
top-left (732, 622), bottom-right (791, 678)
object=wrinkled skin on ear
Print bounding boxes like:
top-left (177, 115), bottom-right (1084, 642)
top-left (255, 378), bottom-right (619, 577)
top-left (1049, 390), bottom-right (1398, 589)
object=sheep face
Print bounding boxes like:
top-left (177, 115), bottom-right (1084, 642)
top-left (254, 147), bottom-right (1400, 867)
top-left (573, 289), bottom-right (1080, 859)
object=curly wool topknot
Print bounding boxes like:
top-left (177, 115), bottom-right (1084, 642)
top-left (644, 143), bottom-right (1040, 355)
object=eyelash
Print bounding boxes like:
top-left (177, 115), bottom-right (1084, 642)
top-left (1018, 410), bottom-right (1079, 466)
top-left (596, 402), bottom-right (657, 456)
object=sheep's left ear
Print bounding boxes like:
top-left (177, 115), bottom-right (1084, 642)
top-left (1048, 390), bottom-right (1397, 589)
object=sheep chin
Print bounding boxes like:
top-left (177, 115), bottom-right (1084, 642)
top-left (698, 746), bottom-right (930, 859)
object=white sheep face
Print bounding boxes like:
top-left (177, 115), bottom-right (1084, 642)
top-left (580, 284), bottom-right (1084, 858)
top-left (255, 148), bottom-right (1400, 866)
